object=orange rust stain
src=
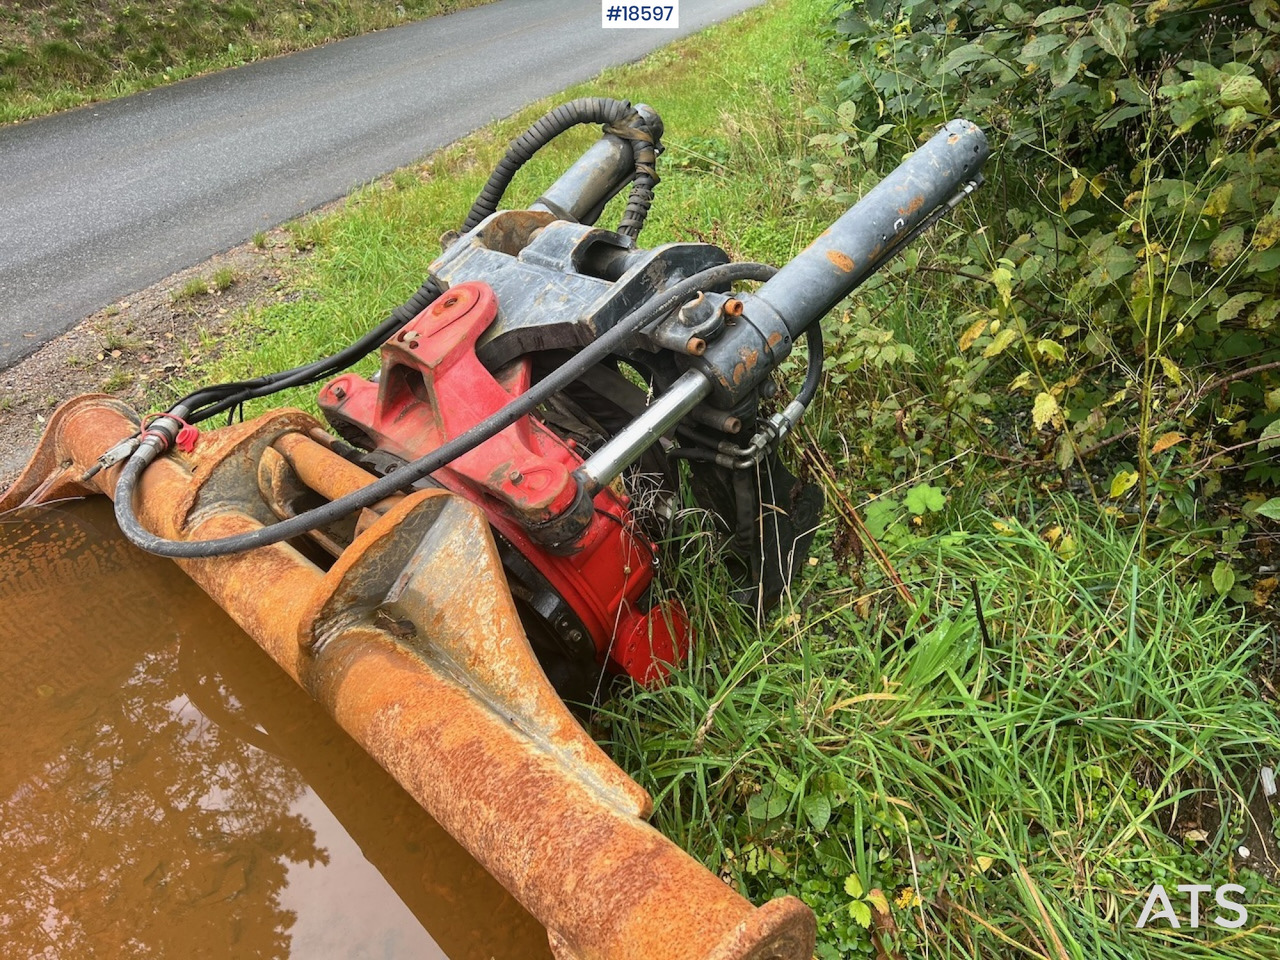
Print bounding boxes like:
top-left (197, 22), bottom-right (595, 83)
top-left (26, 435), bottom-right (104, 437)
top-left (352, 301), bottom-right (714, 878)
top-left (826, 250), bottom-right (854, 273)
top-left (897, 195), bottom-right (925, 217)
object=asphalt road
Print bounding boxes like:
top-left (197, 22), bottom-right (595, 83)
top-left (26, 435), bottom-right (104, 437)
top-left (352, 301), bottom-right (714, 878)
top-left (0, 0), bottom-right (762, 369)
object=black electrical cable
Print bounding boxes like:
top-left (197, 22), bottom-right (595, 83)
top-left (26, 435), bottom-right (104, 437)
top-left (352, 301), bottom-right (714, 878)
top-left (115, 261), bottom-right (777, 558)
top-left (460, 97), bottom-right (658, 239)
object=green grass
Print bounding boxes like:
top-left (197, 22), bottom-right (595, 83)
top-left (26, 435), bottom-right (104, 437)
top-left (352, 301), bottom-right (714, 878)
top-left (0, 0), bottom-right (490, 124)
top-left (172, 276), bottom-right (210, 302)
top-left (211, 267), bottom-right (236, 293)
top-left (149, 1), bottom-right (1280, 957)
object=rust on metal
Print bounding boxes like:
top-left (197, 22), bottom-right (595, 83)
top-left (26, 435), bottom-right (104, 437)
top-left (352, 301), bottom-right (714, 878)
top-left (825, 250), bottom-right (854, 273)
top-left (897, 195), bottom-right (925, 218)
top-left (1, 395), bottom-right (817, 960)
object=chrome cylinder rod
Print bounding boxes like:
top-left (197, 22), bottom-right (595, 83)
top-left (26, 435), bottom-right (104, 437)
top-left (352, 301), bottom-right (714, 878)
top-left (578, 369), bottom-right (711, 491)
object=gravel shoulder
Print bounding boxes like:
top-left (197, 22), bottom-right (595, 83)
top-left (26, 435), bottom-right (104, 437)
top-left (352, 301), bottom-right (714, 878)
top-left (0, 226), bottom-right (312, 490)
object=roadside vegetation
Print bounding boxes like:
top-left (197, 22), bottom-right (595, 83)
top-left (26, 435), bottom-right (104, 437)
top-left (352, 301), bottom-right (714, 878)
top-left (0, 0), bottom-right (488, 124)
top-left (152, 0), bottom-right (1280, 957)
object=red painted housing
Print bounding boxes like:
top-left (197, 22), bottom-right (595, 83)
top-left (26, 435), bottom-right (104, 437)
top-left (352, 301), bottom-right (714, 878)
top-left (318, 282), bottom-right (687, 684)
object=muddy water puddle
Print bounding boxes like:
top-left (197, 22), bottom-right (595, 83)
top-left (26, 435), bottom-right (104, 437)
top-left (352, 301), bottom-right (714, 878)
top-left (0, 498), bottom-right (552, 959)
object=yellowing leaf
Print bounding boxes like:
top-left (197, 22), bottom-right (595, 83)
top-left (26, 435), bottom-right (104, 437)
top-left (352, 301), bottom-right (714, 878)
top-left (1159, 356), bottom-right (1183, 386)
top-left (1103, 388), bottom-right (1128, 408)
top-left (992, 520), bottom-right (1015, 535)
top-left (866, 889), bottom-right (891, 915)
top-left (1032, 391), bottom-right (1061, 429)
top-left (983, 327), bottom-right (1018, 358)
top-left (1253, 576), bottom-right (1279, 607)
top-left (1009, 371), bottom-right (1034, 391)
top-left (844, 874), bottom-right (864, 899)
top-left (1037, 339), bottom-right (1066, 362)
top-left (1209, 225), bottom-right (1245, 269)
top-left (976, 856), bottom-right (995, 874)
top-left (1110, 470), bottom-right (1139, 498)
top-left (1254, 212), bottom-right (1280, 252)
top-left (1151, 432), bottom-right (1187, 455)
top-left (1060, 175), bottom-right (1087, 211)
top-left (958, 316), bottom-right (989, 352)
top-left (1203, 182), bottom-right (1234, 218)
top-left (1056, 534), bottom-right (1079, 560)
top-left (992, 266), bottom-right (1014, 305)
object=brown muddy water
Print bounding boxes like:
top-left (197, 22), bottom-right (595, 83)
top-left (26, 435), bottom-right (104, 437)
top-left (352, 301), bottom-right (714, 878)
top-left (0, 497), bottom-right (553, 960)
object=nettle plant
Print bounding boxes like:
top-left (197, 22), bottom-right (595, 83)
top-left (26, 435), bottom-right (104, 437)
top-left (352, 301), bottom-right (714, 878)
top-left (804, 0), bottom-right (1280, 588)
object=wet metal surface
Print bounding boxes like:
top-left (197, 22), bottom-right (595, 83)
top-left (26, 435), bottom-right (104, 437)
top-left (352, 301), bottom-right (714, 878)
top-left (2, 397), bottom-right (817, 960)
top-left (0, 498), bottom-right (551, 959)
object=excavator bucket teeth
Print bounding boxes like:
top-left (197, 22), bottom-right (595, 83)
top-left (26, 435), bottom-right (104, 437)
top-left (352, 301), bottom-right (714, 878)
top-left (0, 394), bottom-right (816, 960)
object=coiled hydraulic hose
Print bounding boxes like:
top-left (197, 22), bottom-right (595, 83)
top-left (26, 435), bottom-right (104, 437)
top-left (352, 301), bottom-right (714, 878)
top-left (172, 99), bottom-right (660, 426)
top-left (115, 262), bottom-right (777, 558)
top-left (460, 97), bottom-right (659, 239)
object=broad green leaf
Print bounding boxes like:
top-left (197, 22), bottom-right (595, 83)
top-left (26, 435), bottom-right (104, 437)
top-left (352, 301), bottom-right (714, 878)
top-left (802, 793), bottom-right (832, 831)
top-left (1091, 3), bottom-right (1132, 59)
top-left (1033, 5), bottom-right (1086, 26)
top-left (844, 874), bottom-right (864, 899)
top-left (904, 483), bottom-right (946, 514)
top-left (939, 42), bottom-right (988, 73)
top-left (848, 900), bottom-right (873, 928)
top-left (1219, 73), bottom-right (1270, 115)
top-left (1212, 561), bottom-right (1235, 596)
top-left (1218, 292), bottom-right (1263, 323)
top-left (1110, 470), bottom-right (1139, 498)
top-left (1258, 418), bottom-right (1280, 452)
top-left (1038, 339), bottom-right (1066, 362)
top-left (746, 786), bottom-right (788, 820)
top-left (1255, 498), bottom-right (1280, 521)
top-left (1018, 34), bottom-right (1067, 62)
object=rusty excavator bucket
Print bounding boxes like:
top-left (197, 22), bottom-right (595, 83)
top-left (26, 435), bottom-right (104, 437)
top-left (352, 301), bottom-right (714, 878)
top-left (1, 100), bottom-right (988, 960)
top-left (0, 398), bottom-right (814, 960)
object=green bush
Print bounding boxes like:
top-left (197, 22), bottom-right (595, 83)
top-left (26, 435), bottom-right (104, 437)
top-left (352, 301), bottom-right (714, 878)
top-left (804, 0), bottom-right (1280, 578)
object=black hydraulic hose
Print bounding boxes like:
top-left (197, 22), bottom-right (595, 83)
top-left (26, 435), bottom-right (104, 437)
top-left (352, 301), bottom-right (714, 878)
top-left (180, 278), bottom-right (444, 423)
top-left (797, 323), bottom-right (823, 407)
top-left (114, 262), bottom-right (777, 558)
top-left (175, 97), bottom-right (668, 426)
top-left (460, 97), bottom-right (657, 238)
top-left (669, 324), bottom-right (824, 468)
